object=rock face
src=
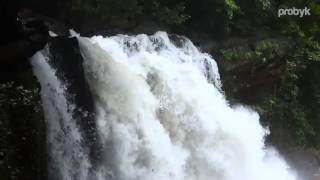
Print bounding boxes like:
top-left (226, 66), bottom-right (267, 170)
top-left (0, 57), bottom-right (47, 180)
top-left (286, 149), bottom-right (320, 180)
top-left (46, 37), bottom-right (99, 168)
top-left (0, 35), bottom-right (99, 180)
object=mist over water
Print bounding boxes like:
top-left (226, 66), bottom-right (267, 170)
top-left (32, 32), bottom-right (297, 180)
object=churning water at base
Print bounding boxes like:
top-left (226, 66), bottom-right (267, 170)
top-left (31, 32), bottom-right (297, 180)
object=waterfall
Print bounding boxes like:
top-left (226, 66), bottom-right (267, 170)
top-left (31, 31), bottom-right (297, 180)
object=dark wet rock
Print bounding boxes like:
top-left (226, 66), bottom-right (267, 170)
top-left (47, 37), bottom-right (101, 167)
top-left (286, 148), bottom-right (320, 180)
top-left (0, 76), bottom-right (47, 180)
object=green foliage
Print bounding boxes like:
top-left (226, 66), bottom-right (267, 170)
top-left (224, 0), bottom-right (240, 21)
top-left (72, 0), bottom-right (189, 27)
top-left (255, 40), bottom-right (279, 52)
top-left (255, 0), bottom-right (271, 10)
top-left (294, 39), bottom-right (320, 62)
top-left (253, 38), bottom-right (320, 147)
top-left (221, 48), bottom-right (240, 62)
top-left (153, 3), bottom-right (190, 25)
top-left (71, 0), bottom-right (319, 36)
top-left (279, 0), bottom-right (320, 39)
top-left (220, 36), bottom-right (320, 148)
top-left (218, 0), bottom-right (320, 148)
top-left (220, 39), bottom-right (287, 65)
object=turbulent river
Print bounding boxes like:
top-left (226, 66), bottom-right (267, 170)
top-left (31, 31), bottom-right (297, 180)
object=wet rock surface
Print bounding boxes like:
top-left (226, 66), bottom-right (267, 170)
top-left (0, 68), bottom-right (47, 180)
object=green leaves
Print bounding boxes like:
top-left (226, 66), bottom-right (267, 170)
top-left (224, 0), bottom-right (240, 20)
top-left (71, 0), bottom-right (190, 27)
top-left (220, 39), bottom-right (288, 66)
top-left (153, 3), bottom-right (190, 25)
top-left (256, 0), bottom-right (271, 10)
top-left (220, 36), bottom-right (320, 148)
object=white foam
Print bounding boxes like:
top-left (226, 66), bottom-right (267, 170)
top-left (32, 32), bottom-right (298, 180)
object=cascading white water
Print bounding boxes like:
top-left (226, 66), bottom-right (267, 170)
top-left (31, 47), bottom-right (91, 180)
top-left (32, 31), bottom-right (298, 180)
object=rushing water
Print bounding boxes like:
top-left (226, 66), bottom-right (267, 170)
top-left (31, 31), bottom-right (297, 180)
